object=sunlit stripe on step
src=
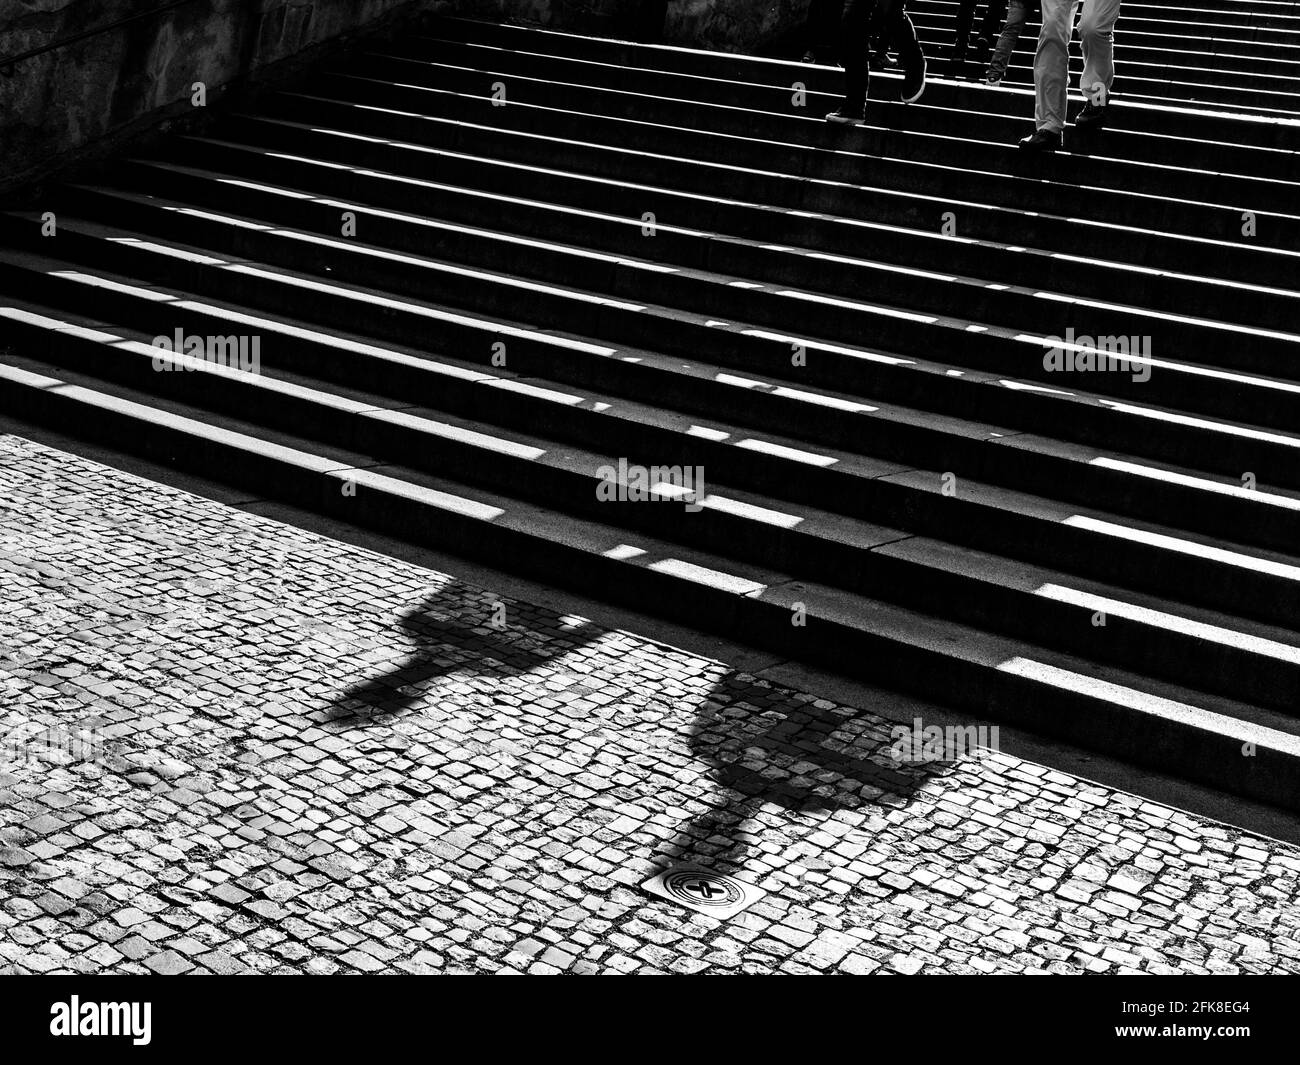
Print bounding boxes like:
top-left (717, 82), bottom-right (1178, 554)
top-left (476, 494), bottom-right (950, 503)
top-left (778, 289), bottom-right (937, 324)
top-left (1091, 457), bottom-right (1300, 510)
top-left (741, 330), bottom-right (914, 367)
top-left (806, 251), bottom-right (958, 283)
top-left (735, 438), bottom-right (838, 466)
top-left (999, 379), bottom-right (1076, 396)
top-left (770, 386), bottom-right (877, 413)
top-left (218, 178), bottom-right (316, 200)
top-left (687, 426), bottom-right (731, 442)
top-left (265, 151), bottom-right (368, 171)
top-left (358, 410), bottom-right (548, 460)
top-left (1033, 584), bottom-right (1300, 665)
top-left (603, 544), bottom-right (646, 560)
top-left (700, 495), bottom-right (804, 529)
top-left (1097, 399), bottom-right (1300, 448)
top-left (305, 127), bottom-right (390, 144)
top-left (330, 469), bottom-right (505, 520)
top-left (996, 657), bottom-right (1300, 755)
top-left (172, 206), bottom-right (275, 232)
top-left (103, 238), bottom-right (229, 266)
top-left (1063, 515), bottom-right (1300, 581)
top-left (0, 363), bottom-right (63, 389)
top-left (485, 380), bottom-right (587, 405)
top-left (713, 372), bottom-right (877, 413)
top-left (647, 558), bottom-right (767, 597)
top-left (48, 272), bottom-right (178, 301)
top-left (0, 307), bottom-right (123, 344)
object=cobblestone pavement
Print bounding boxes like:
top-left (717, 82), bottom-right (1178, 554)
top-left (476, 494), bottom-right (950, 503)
top-left (2, 435), bottom-right (1299, 975)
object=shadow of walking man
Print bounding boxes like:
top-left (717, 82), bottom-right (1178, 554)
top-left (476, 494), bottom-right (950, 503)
top-left (328, 584), bottom-right (603, 726)
top-left (330, 584), bottom-right (957, 879)
top-left (657, 672), bottom-right (946, 873)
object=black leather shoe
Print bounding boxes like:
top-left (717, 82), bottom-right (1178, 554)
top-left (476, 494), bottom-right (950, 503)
top-left (1075, 100), bottom-right (1110, 128)
top-left (1018, 128), bottom-right (1061, 151)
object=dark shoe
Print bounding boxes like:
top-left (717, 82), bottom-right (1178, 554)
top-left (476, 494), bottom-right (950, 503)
top-left (986, 67), bottom-right (1004, 85)
top-left (1075, 100), bottom-right (1110, 128)
top-left (900, 53), bottom-right (927, 103)
top-left (1018, 128), bottom-right (1060, 151)
top-left (976, 37), bottom-right (992, 63)
top-left (801, 50), bottom-right (817, 64)
top-left (825, 107), bottom-right (867, 125)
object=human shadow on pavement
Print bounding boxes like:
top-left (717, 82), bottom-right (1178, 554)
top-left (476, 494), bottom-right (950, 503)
top-left (326, 585), bottom-right (603, 726)
top-left (331, 586), bottom-right (957, 872)
top-left (656, 671), bottom-right (947, 871)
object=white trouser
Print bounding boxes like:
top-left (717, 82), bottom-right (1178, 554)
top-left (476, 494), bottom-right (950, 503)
top-left (1034, 0), bottom-right (1122, 131)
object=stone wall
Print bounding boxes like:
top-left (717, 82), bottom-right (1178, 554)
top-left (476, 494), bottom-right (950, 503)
top-left (432, 0), bottom-right (807, 53)
top-left (0, 0), bottom-right (431, 190)
top-left (0, 0), bottom-right (806, 191)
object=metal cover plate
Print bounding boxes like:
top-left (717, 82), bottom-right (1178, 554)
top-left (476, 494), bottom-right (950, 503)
top-left (641, 866), bottom-right (767, 918)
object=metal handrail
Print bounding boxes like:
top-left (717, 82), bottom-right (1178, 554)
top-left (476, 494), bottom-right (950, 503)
top-left (0, 0), bottom-right (206, 77)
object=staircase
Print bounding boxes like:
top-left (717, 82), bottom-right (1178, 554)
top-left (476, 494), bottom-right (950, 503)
top-left (2, 14), bottom-right (1299, 809)
top-left (920, 0), bottom-right (1300, 115)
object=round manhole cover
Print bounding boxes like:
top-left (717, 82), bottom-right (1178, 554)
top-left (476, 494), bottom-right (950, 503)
top-left (661, 870), bottom-right (745, 908)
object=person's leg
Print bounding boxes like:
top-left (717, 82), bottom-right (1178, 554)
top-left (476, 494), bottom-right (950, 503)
top-left (980, 0), bottom-right (1009, 47)
top-left (804, 0), bottom-right (846, 62)
top-left (1034, 0), bottom-right (1078, 133)
top-left (988, 0), bottom-right (1027, 78)
top-left (829, 0), bottom-right (873, 120)
top-left (879, 0), bottom-right (927, 100)
top-left (952, 0), bottom-right (978, 60)
top-left (1078, 0), bottom-right (1121, 106)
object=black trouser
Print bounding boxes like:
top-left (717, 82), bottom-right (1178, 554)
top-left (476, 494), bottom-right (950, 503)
top-left (635, 0), bottom-right (668, 42)
top-left (840, 0), bottom-right (924, 112)
top-left (952, 0), bottom-right (1008, 59)
top-left (805, 0), bottom-right (846, 56)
